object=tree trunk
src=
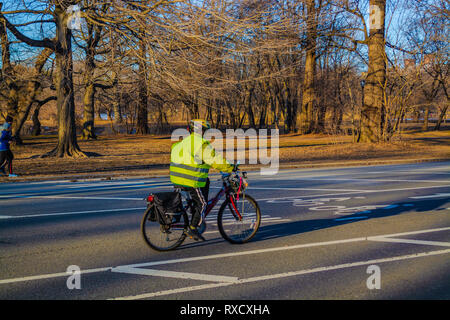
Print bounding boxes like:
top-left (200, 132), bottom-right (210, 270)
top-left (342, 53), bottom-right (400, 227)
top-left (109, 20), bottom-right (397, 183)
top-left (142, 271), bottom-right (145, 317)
top-left (245, 86), bottom-right (256, 128)
top-left (434, 105), bottom-right (448, 130)
top-left (30, 96), bottom-right (56, 136)
top-left (136, 37), bottom-right (149, 134)
top-left (422, 106), bottom-right (430, 131)
top-left (44, 5), bottom-right (85, 158)
top-left (298, 0), bottom-right (317, 134)
top-left (12, 48), bottom-right (53, 144)
top-left (31, 106), bottom-right (41, 136)
top-left (113, 92), bottom-right (123, 125)
top-left (81, 33), bottom-right (98, 140)
top-left (82, 81), bottom-right (96, 140)
top-left (315, 105), bottom-right (326, 133)
top-left (0, 12), bottom-right (18, 127)
top-left (360, 0), bottom-right (386, 143)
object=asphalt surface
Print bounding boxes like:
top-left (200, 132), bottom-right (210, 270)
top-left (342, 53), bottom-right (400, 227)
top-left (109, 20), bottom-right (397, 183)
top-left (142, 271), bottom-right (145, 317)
top-left (0, 161), bottom-right (449, 300)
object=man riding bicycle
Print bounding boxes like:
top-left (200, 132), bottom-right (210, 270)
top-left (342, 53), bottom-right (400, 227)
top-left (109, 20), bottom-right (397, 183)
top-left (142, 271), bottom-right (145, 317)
top-left (170, 119), bottom-right (234, 241)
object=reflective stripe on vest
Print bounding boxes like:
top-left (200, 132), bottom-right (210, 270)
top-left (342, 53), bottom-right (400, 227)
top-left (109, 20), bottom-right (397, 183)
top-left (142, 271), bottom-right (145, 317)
top-left (170, 162), bottom-right (209, 174)
top-left (170, 171), bottom-right (207, 183)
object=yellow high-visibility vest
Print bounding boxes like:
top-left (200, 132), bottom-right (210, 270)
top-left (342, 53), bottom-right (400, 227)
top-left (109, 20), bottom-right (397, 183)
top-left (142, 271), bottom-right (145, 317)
top-left (170, 133), bottom-right (233, 188)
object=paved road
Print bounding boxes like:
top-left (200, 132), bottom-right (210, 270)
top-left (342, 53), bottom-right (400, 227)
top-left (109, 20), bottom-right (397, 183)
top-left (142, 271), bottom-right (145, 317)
top-left (0, 161), bottom-right (449, 300)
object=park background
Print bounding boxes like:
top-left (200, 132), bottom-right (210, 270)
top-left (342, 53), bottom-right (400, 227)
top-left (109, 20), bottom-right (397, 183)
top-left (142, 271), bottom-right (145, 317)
top-left (0, 0), bottom-right (448, 179)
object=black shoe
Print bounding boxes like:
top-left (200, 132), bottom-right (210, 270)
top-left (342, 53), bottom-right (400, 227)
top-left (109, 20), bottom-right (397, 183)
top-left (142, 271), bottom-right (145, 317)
top-left (184, 226), bottom-right (205, 241)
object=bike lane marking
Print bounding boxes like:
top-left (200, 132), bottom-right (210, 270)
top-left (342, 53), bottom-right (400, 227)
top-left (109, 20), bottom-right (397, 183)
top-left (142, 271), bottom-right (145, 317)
top-left (2, 185), bottom-right (448, 220)
top-left (112, 248), bottom-right (450, 300)
top-left (1, 227), bottom-right (449, 286)
top-left (256, 184), bottom-right (450, 201)
top-left (409, 193), bottom-right (450, 199)
top-left (0, 207), bottom-right (147, 219)
top-left (368, 237), bottom-right (450, 247)
top-left (111, 266), bottom-right (239, 283)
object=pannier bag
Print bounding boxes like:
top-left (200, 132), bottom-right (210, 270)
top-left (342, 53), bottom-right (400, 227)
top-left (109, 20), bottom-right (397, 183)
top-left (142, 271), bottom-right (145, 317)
top-left (150, 192), bottom-right (184, 225)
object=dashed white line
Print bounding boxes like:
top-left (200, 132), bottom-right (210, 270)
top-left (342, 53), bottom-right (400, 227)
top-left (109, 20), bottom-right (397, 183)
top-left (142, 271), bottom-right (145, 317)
top-left (0, 267), bottom-right (111, 285)
top-left (409, 193), bottom-right (450, 199)
top-left (112, 266), bottom-right (239, 283)
top-left (1, 207), bottom-right (146, 219)
top-left (368, 237), bottom-right (450, 247)
top-left (1, 227), bottom-right (449, 287)
top-left (30, 195), bottom-right (143, 201)
top-left (113, 248), bottom-right (450, 300)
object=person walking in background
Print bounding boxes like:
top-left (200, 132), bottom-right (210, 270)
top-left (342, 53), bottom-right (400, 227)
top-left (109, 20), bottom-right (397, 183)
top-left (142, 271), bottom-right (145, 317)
top-left (0, 115), bottom-right (18, 178)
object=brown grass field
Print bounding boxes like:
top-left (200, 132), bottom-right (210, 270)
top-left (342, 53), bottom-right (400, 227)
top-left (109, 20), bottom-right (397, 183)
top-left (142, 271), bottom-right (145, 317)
top-left (2, 123), bottom-right (449, 181)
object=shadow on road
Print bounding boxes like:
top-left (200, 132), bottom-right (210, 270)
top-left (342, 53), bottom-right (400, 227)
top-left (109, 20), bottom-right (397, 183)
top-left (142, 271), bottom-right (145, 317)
top-left (252, 197), bottom-right (449, 243)
top-left (176, 197), bottom-right (449, 250)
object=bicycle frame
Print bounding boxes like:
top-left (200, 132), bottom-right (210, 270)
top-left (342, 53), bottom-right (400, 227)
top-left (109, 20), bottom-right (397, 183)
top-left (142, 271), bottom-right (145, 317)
top-left (203, 180), bottom-right (243, 221)
top-left (168, 173), bottom-right (246, 232)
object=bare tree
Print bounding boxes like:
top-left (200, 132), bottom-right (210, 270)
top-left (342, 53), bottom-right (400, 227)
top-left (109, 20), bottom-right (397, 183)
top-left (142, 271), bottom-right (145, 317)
top-left (0, 1), bottom-right (87, 157)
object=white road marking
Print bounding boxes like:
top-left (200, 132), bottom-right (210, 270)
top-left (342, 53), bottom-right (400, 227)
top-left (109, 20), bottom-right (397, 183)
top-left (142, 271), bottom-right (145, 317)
top-left (257, 185), bottom-right (450, 202)
top-left (66, 181), bottom-right (164, 188)
top-left (0, 267), bottom-right (111, 285)
top-left (17, 184), bottom-right (444, 220)
top-left (236, 249), bottom-right (450, 285)
top-left (0, 183), bottom-right (171, 199)
top-left (332, 205), bottom-right (391, 215)
top-left (398, 166), bottom-right (450, 172)
top-left (124, 237), bottom-right (368, 269)
top-left (238, 187), bottom-right (364, 192)
top-left (348, 185), bottom-right (450, 193)
top-left (66, 183), bottom-right (172, 189)
top-left (409, 193), bottom-right (450, 199)
top-left (112, 282), bottom-right (233, 300)
top-left (257, 192), bottom-right (365, 202)
top-left (368, 226), bottom-right (450, 238)
top-left (1, 227), bottom-right (449, 286)
top-left (112, 248), bottom-right (450, 300)
top-left (2, 182), bottom-right (449, 204)
top-left (111, 266), bottom-right (239, 283)
top-left (1, 207), bottom-right (146, 219)
top-left (285, 177), bottom-right (450, 183)
top-left (368, 237), bottom-right (450, 247)
top-left (399, 171), bottom-right (450, 175)
top-left (30, 195), bottom-right (143, 201)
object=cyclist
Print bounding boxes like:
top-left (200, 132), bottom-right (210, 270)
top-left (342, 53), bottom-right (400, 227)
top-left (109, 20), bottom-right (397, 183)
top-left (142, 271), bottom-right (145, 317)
top-left (170, 119), bottom-right (234, 241)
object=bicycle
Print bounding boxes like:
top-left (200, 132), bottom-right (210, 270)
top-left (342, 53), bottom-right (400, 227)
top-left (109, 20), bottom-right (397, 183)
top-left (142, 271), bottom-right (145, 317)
top-left (141, 165), bottom-right (261, 251)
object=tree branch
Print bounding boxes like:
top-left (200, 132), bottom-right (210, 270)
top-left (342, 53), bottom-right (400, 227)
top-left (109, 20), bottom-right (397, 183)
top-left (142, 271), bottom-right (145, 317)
top-left (0, 3), bottom-right (55, 49)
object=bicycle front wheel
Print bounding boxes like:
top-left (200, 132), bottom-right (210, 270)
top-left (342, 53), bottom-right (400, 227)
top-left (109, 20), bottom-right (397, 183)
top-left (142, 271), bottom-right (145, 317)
top-left (141, 206), bottom-right (188, 251)
top-left (217, 194), bottom-right (261, 244)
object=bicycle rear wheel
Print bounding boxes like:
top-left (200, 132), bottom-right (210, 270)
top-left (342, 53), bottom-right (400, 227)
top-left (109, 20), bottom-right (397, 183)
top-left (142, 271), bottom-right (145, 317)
top-left (141, 206), bottom-right (188, 251)
top-left (217, 194), bottom-right (261, 244)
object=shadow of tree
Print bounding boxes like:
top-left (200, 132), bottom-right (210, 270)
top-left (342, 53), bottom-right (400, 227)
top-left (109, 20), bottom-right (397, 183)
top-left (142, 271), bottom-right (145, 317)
top-left (251, 197), bottom-right (450, 242)
top-left (176, 197), bottom-right (449, 250)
